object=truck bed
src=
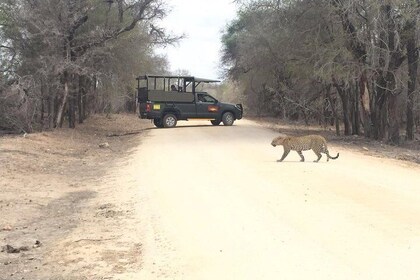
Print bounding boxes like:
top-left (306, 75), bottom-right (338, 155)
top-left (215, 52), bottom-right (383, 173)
top-left (138, 88), bottom-right (194, 103)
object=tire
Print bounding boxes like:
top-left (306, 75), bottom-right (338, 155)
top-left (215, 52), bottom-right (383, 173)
top-left (153, 118), bottom-right (164, 128)
top-left (163, 113), bottom-right (177, 128)
top-left (211, 120), bottom-right (221, 126)
top-left (222, 112), bottom-right (235, 126)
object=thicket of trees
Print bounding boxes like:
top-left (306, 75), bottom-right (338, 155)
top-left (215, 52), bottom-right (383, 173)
top-left (222, 0), bottom-right (420, 144)
top-left (0, 0), bottom-right (178, 132)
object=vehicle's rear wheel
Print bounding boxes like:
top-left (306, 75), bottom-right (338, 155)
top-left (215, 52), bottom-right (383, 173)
top-left (153, 118), bottom-right (164, 128)
top-left (211, 120), bottom-right (221, 126)
top-left (163, 113), bottom-right (177, 128)
top-left (222, 112), bottom-right (235, 126)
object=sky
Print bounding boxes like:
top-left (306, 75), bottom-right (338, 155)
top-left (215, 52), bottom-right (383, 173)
top-left (157, 0), bottom-right (238, 79)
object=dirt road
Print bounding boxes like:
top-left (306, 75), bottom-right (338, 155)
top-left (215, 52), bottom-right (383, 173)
top-left (1, 118), bottom-right (420, 279)
top-left (125, 120), bottom-right (420, 279)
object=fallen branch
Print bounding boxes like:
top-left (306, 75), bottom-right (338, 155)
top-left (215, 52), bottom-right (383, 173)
top-left (106, 130), bottom-right (143, 137)
top-left (74, 238), bottom-right (116, 243)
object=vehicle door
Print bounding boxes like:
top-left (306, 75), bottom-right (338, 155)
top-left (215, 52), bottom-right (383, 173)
top-left (195, 93), bottom-right (220, 119)
top-left (177, 101), bottom-right (197, 119)
top-left (166, 92), bottom-right (196, 119)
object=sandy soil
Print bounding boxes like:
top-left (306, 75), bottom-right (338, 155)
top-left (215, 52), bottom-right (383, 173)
top-left (0, 114), bottom-right (152, 279)
top-left (1, 116), bottom-right (419, 279)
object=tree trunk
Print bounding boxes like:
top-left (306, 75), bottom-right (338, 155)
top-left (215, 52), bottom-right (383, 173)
top-left (359, 74), bottom-right (371, 137)
top-left (55, 72), bottom-right (69, 128)
top-left (369, 4), bottom-right (402, 144)
top-left (92, 75), bottom-right (98, 113)
top-left (332, 79), bottom-right (351, 135)
top-left (388, 91), bottom-right (399, 144)
top-left (326, 84), bottom-right (340, 135)
top-left (78, 75), bottom-right (84, 124)
top-left (68, 96), bottom-right (75, 128)
top-left (47, 93), bottom-right (52, 129)
top-left (373, 76), bottom-right (388, 140)
top-left (383, 4), bottom-right (401, 144)
top-left (351, 81), bottom-right (360, 135)
top-left (55, 36), bottom-right (72, 128)
top-left (47, 87), bottom-right (54, 129)
top-left (406, 20), bottom-right (418, 140)
top-left (40, 97), bottom-right (45, 125)
top-left (68, 79), bottom-right (76, 129)
top-left (341, 90), bottom-right (351, 136)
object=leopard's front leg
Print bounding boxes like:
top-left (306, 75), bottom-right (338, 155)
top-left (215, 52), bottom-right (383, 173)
top-left (278, 148), bottom-right (290, 162)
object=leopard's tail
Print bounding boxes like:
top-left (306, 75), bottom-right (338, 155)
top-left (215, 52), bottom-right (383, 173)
top-left (327, 152), bottom-right (339, 160)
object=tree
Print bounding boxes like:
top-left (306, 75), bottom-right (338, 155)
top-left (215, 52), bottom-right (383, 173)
top-left (0, 0), bottom-right (180, 132)
top-left (222, 0), bottom-right (420, 144)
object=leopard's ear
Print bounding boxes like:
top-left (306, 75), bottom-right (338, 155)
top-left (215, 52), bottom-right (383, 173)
top-left (284, 136), bottom-right (292, 143)
top-left (279, 136), bottom-right (288, 144)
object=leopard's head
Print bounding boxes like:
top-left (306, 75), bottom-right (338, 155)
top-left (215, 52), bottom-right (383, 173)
top-left (271, 135), bottom-right (287, 147)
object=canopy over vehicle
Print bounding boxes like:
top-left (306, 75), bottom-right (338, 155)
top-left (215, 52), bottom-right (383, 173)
top-left (136, 74), bottom-right (220, 85)
top-left (136, 75), bottom-right (220, 102)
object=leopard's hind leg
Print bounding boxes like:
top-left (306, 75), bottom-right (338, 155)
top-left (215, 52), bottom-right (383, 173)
top-left (313, 150), bottom-right (322, 162)
top-left (296, 151), bottom-right (305, 162)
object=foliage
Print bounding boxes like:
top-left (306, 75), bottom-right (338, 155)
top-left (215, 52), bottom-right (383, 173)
top-left (0, 0), bottom-right (180, 131)
top-left (222, 0), bottom-right (420, 143)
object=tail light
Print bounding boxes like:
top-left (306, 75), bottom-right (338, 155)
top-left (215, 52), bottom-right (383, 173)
top-left (146, 103), bottom-right (151, 112)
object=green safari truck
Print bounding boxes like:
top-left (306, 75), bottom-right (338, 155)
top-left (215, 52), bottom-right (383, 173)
top-left (136, 75), bottom-right (243, 128)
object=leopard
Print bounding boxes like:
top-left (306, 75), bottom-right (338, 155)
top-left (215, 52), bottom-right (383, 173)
top-left (271, 134), bottom-right (339, 162)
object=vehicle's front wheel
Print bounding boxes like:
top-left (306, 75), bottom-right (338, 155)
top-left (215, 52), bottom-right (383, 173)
top-left (211, 120), bottom-right (221, 126)
top-left (222, 112), bottom-right (235, 126)
top-left (153, 118), bottom-right (164, 128)
top-left (163, 113), bottom-right (177, 128)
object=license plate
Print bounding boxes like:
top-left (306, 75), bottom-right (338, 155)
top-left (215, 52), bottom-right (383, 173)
top-left (153, 104), bottom-right (161, 110)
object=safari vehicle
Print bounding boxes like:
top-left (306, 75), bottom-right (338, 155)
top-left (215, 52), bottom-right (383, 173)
top-left (136, 75), bottom-right (243, 128)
